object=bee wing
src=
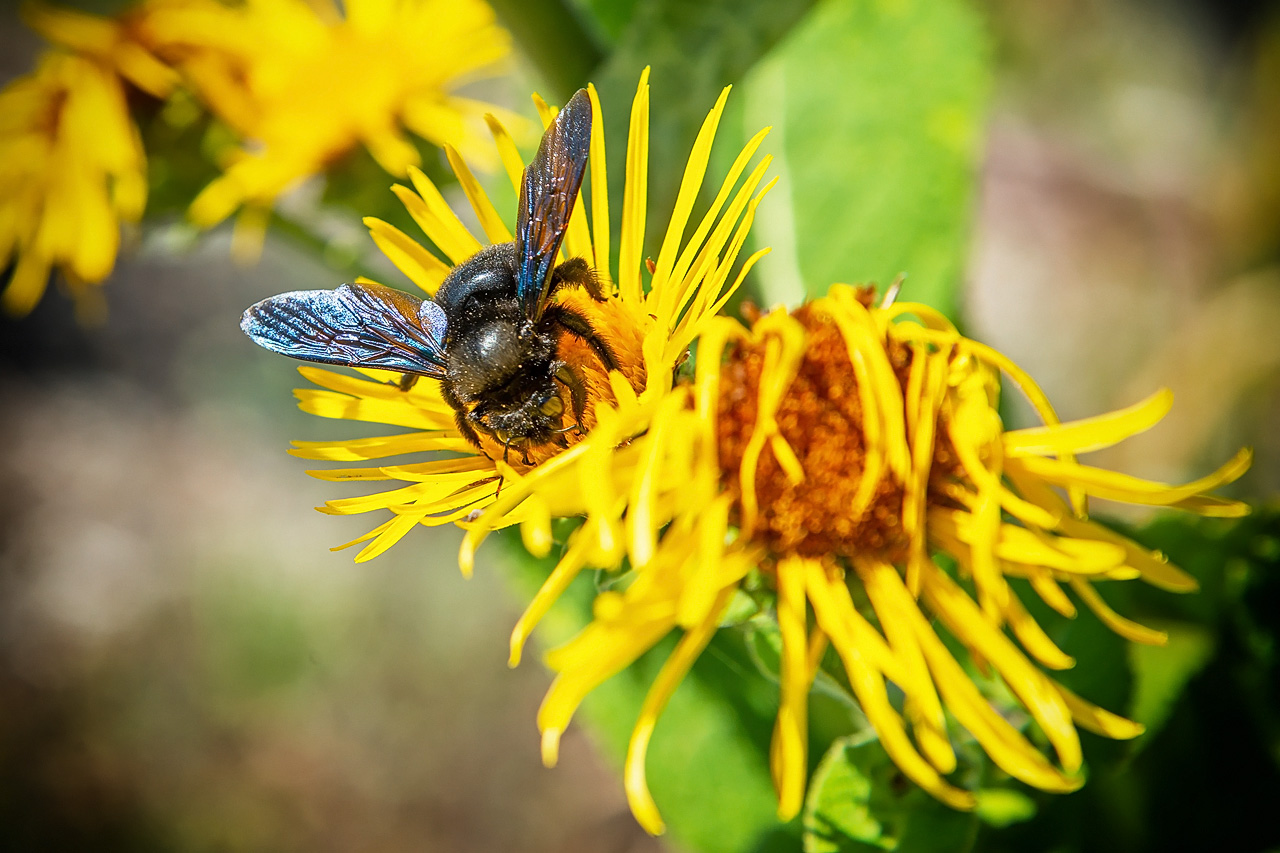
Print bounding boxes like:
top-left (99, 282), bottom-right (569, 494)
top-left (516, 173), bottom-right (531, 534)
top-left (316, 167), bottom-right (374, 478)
top-left (515, 88), bottom-right (592, 321)
top-left (241, 282), bottom-right (449, 378)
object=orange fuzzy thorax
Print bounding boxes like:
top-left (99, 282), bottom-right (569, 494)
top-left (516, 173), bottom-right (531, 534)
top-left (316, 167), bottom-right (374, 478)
top-left (471, 287), bottom-right (649, 471)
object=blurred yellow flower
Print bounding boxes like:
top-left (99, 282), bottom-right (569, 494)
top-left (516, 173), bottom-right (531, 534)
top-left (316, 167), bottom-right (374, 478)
top-left (0, 51), bottom-right (150, 317)
top-left (14, 0), bottom-right (515, 306)
top-left (129, 0), bottom-right (517, 254)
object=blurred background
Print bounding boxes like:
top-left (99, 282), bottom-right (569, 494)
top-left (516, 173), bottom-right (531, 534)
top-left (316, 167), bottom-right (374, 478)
top-left (1, 0), bottom-right (1278, 850)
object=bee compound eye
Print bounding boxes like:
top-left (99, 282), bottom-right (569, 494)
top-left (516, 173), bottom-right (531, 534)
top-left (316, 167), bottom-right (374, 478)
top-left (540, 394), bottom-right (565, 418)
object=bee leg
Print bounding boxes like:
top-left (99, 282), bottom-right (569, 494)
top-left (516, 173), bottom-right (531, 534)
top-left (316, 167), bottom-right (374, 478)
top-left (552, 257), bottom-right (608, 301)
top-left (398, 373), bottom-right (420, 392)
top-left (547, 305), bottom-right (620, 373)
top-left (440, 382), bottom-right (484, 449)
top-left (553, 361), bottom-right (588, 435)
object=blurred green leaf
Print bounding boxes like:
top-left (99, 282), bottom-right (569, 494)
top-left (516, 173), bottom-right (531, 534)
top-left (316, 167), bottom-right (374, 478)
top-left (140, 92), bottom-right (223, 221)
top-left (972, 788), bottom-right (1037, 828)
top-left (803, 737), bottom-right (978, 853)
top-left (488, 0), bottom-right (606, 101)
top-left (1127, 621), bottom-right (1215, 743)
top-left (569, 0), bottom-right (643, 46)
top-left (589, 0), bottom-right (818, 265)
top-left (720, 0), bottom-right (991, 314)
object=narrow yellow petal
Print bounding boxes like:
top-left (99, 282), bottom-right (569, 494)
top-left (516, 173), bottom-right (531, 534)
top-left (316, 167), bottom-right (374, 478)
top-left (1008, 448), bottom-right (1251, 514)
top-left (618, 68), bottom-right (650, 305)
top-left (364, 126), bottom-right (421, 177)
top-left (921, 567), bottom-right (1082, 773)
top-left (538, 617), bottom-right (675, 765)
top-left (290, 432), bottom-right (475, 461)
top-left (1068, 577), bottom-right (1168, 645)
top-left (400, 167), bottom-right (483, 263)
top-left (650, 86), bottom-right (731, 302)
top-left (1004, 590), bottom-right (1075, 670)
top-left (1004, 389), bottom-right (1174, 457)
top-left (484, 113), bottom-right (525, 193)
top-left (586, 83), bottom-right (611, 289)
top-left (803, 560), bottom-right (907, 688)
top-left (855, 558), bottom-right (957, 775)
top-left (772, 555), bottom-right (812, 819)
top-left (1027, 568), bottom-right (1078, 618)
top-left (666, 126), bottom-right (772, 309)
top-left (907, 588), bottom-right (1084, 792)
top-left (355, 509), bottom-right (426, 562)
top-left (676, 494), bottom-right (733, 627)
top-left (625, 586), bottom-right (735, 835)
top-left (364, 217), bottom-right (451, 295)
top-left (1055, 682), bottom-right (1146, 739)
top-left (810, 567), bottom-right (976, 810)
top-left (445, 144), bottom-right (512, 244)
top-left (519, 495), bottom-right (553, 558)
top-left (509, 530), bottom-right (592, 666)
top-left (1054, 514), bottom-right (1198, 592)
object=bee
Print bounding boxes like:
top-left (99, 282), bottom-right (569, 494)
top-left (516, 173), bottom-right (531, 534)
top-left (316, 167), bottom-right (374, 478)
top-left (240, 89), bottom-right (621, 464)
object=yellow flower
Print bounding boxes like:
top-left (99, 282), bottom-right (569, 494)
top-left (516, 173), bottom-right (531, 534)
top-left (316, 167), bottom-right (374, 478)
top-left (289, 71), bottom-right (775, 564)
top-left (0, 50), bottom-right (151, 317)
top-left (23, 2), bottom-right (180, 99)
top-left (472, 285), bottom-right (1249, 833)
top-left (127, 0), bottom-right (518, 255)
top-left (272, 75), bottom-right (1249, 835)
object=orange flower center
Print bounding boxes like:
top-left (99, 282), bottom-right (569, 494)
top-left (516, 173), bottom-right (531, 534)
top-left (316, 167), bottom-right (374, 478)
top-left (715, 303), bottom-right (957, 560)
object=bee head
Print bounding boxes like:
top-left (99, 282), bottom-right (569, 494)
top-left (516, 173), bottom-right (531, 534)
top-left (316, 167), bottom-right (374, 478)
top-left (471, 375), bottom-right (567, 451)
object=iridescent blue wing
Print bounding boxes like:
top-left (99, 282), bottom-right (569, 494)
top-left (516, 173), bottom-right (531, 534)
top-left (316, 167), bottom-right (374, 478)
top-left (514, 88), bottom-right (592, 321)
top-left (241, 282), bottom-right (449, 378)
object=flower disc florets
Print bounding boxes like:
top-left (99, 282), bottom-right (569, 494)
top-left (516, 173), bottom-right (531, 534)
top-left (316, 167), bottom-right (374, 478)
top-left (717, 302), bottom-right (960, 560)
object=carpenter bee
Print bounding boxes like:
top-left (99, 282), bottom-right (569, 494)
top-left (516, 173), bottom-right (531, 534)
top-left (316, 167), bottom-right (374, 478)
top-left (240, 89), bottom-right (620, 463)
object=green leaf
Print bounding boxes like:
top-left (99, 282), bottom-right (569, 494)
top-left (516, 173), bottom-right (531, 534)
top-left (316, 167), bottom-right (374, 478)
top-left (487, 0), bottom-right (606, 101)
top-left (973, 788), bottom-right (1037, 828)
top-left (720, 0), bottom-right (991, 315)
top-left (1127, 620), bottom-right (1215, 743)
top-left (589, 0), bottom-right (819, 263)
top-left (568, 0), bottom-right (643, 46)
top-left (803, 737), bottom-right (979, 853)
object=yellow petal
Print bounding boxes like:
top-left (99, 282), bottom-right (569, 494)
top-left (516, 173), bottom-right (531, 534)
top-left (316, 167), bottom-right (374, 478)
top-left (1008, 448), bottom-right (1251, 515)
top-left (363, 216), bottom-right (451, 295)
top-left (1068, 577), bottom-right (1168, 645)
top-left (586, 83), bottom-right (611, 289)
top-left (617, 68), bottom-right (650, 305)
top-left (921, 567), bottom-right (1082, 773)
top-left (855, 558), bottom-right (957, 774)
top-left (509, 529), bottom-right (592, 666)
top-left (399, 167), bottom-right (483, 263)
top-left (444, 144), bottom-right (511, 244)
top-left (1004, 389), bottom-right (1173, 457)
top-left (625, 585), bottom-right (735, 835)
top-left (771, 555), bottom-right (812, 819)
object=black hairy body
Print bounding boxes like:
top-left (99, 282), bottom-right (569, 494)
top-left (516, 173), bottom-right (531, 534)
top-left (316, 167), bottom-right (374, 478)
top-left (240, 89), bottom-right (615, 466)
